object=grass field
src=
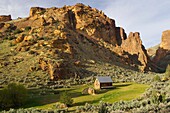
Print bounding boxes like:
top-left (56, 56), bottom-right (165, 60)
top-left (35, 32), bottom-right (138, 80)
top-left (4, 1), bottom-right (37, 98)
top-left (24, 82), bottom-right (149, 111)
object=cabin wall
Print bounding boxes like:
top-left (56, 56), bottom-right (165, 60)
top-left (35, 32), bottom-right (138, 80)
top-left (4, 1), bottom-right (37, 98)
top-left (94, 80), bottom-right (100, 89)
top-left (100, 82), bottom-right (112, 88)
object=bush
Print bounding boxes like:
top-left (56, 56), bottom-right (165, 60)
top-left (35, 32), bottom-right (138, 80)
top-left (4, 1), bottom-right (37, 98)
top-left (8, 36), bottom-right (15, 40)
top-left (25, 26), bottom-right (31, 31)
top-left (59, 91), bottom-right (73, 106)
top-left (98, 102), bottom-right (108, 113)
top-left (153, 75), bottom-right (161, 82)
top-left (0, 83), bottom-right (28, 110)
top-left (13, 29), bottom-right (22, 34)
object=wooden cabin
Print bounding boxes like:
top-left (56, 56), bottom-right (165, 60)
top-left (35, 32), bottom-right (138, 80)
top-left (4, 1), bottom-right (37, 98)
top-left (94, 76), bottom-right (113, 89)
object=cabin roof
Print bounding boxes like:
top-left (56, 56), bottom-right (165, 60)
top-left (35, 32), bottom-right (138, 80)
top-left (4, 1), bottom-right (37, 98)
top-left (96, 76), bottom-right (113, 83)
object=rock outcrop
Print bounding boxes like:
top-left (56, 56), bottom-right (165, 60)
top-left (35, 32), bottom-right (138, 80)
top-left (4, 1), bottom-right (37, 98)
top-left (72, 3), bottom-right (117, 45)
top-left (39, 58), bottom-right (75, 80)
top-left (116, 27), bottom-right (127, 45)
top-left (29, 7), bottom-right (45, 17)
top-left (0, 3), bottom-right (158, 80)
top-left (121, 32), bottom-right (150, 71)
top-left (153, 30), bottom-right (170, 71)
top-left (147, 44), bottom-right (159, 59)
top-left (0, 15), bottom-right (12, 22)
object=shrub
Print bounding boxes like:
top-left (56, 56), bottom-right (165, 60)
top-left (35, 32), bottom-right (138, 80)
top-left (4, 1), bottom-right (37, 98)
top-left (153, 75), bottom-right (161, 82)
top-left (59, 91), bottom-right (73, 106)
top-left (0, 83), bottom-right (28, 110)
top-left (13, 29), bottom-right (22, 34)
top-left (25, 26), bottom-right (31, 31)
top-left (8, 36), bottom-right (15, 40)
top-left (98, 102), bottom-right (108, 113)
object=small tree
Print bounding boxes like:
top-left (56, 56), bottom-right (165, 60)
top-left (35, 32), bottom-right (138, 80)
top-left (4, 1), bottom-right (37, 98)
top-left (0, 83), bottom-right (28, 110)
top-left (59, 91), bottom-right (73, 106)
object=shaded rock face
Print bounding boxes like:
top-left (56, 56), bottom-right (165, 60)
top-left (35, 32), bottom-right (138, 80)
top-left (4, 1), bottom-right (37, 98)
top-left (0, 23), bottom-right (5, 29)
top-left (116, 27), bottom-right (127, 46)
top-left (121, 32), bottom-right (150, 71)
top-left (153, 30), bottom-right (170, 70)
top-left (0, 15), bottom-right (12, 22)
top-left (39, 58), bottom-right (74, 80)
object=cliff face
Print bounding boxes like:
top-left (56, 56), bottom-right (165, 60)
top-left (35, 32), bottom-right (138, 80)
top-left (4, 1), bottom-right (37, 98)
top-left (0, 3), bottom-right (156, 80)
top-left (120, 32), bottom-right (149, 71)
top-left (153, 30), bottom-right (170, 71)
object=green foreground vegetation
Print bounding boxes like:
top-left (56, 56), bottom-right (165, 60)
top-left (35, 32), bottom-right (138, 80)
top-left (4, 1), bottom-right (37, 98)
top-left (23, 82), bottom-right (148, 111)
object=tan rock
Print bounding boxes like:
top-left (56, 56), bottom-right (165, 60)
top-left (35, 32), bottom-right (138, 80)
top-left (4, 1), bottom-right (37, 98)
top-left (54, 29), bottom-right (61, 35)
top-left (24, 35), bottom-right (35, 41)
top-left (88, 87), bottom-right (95, 95)
top-left (40, 17), bottom-right (46, 26)
top-left (16, 34), bottom-right (25, 43)
top-left (74, 60), bottom-right (81, 66)
top-left (39, 59), bottom-right (48, 71)
top-left (121, 32), bottom-right (150, 71)
top-left (82, 87), bottom-right (95, 95)
top-left (29, 7), bottom-right (45, 17)
top-left (47, 17), bottom-right (55, 25)
top-left (160, 30), bottom-right (170, 50)
top-left (0, 15), bottom-right (12, 22)
top-left (71, 3), bottom-right (117, 45)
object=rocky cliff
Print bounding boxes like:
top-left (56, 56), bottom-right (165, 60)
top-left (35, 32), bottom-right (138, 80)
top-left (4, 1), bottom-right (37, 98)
top-left (0, 3), bottom-right (156, 80)
top-left (120, 32), bottom-right (149, 71)
top-left (153, 30), bottom-right (170, 71)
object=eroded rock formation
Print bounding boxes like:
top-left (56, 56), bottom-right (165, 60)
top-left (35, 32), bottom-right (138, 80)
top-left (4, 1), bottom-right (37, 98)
top-left (116, 27), bottom-right (127, 45)
top-left (153, 30), bottom-right (170, 70)
top-left (0, 3), bottom-right (158, 80)
top-left (121, 32), bottom-right (151, 71)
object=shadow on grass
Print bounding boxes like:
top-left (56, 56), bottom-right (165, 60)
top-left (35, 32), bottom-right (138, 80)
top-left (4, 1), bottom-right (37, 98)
top-left (24, 88), bottom-right (86, 108)
top-left (114, 83), bottom-right (131, 88)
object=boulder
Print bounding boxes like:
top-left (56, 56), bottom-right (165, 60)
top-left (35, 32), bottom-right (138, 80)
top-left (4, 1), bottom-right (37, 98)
top-left (82, 87), bottom-right (95, 95)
